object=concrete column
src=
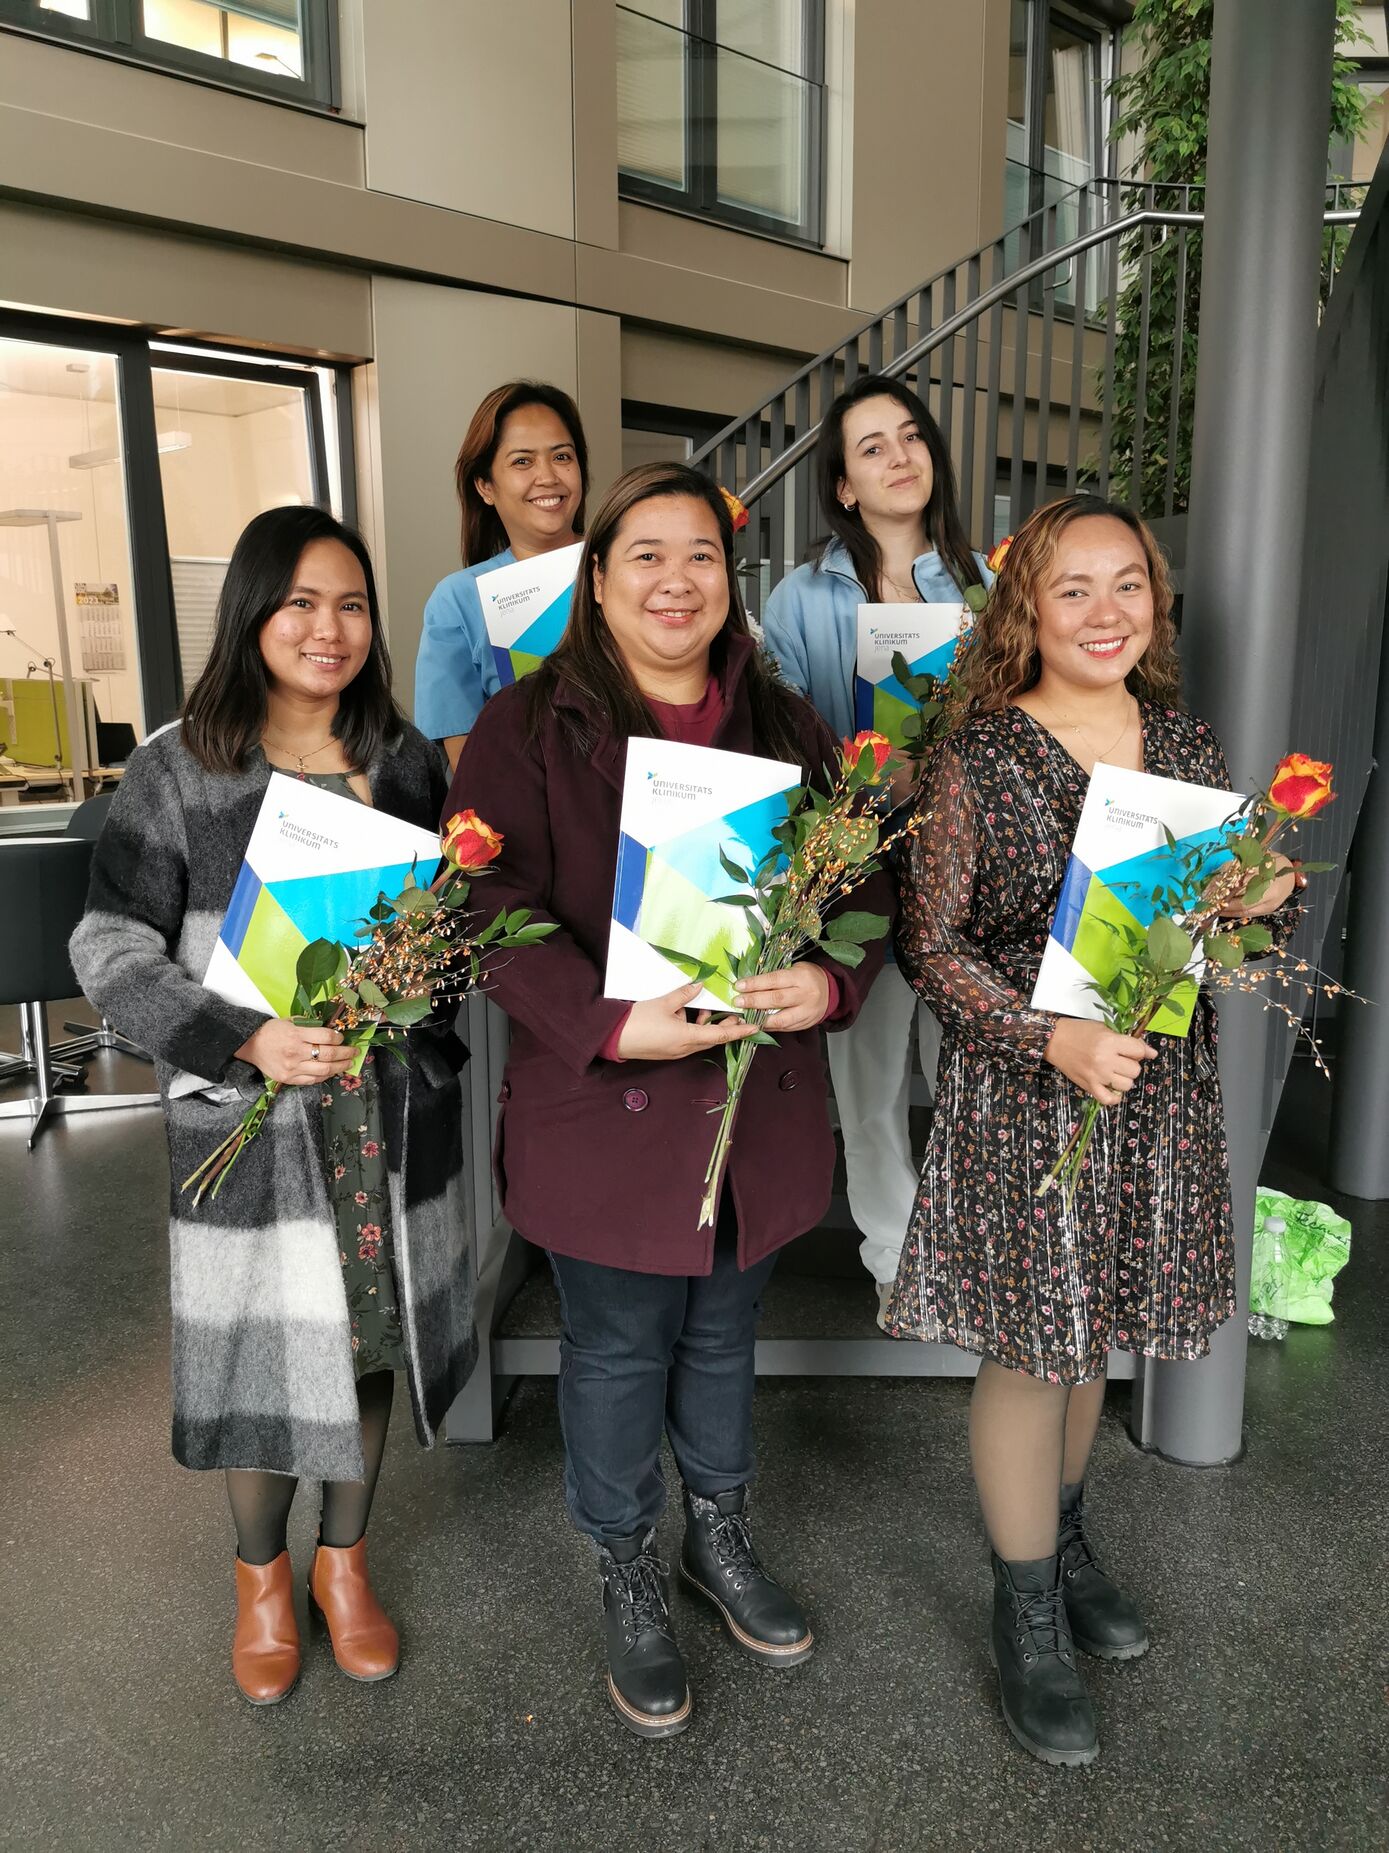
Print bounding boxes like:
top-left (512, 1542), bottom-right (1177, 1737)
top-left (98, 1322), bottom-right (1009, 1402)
top-left (1139, 0), bottom-right (1336, 1465)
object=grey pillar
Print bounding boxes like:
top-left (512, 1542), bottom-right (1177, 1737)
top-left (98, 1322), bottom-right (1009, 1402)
top-left (1139, 0), bottom-right (1336, 1465)
top-left (1328, 593), bottom-right (1389, 1196)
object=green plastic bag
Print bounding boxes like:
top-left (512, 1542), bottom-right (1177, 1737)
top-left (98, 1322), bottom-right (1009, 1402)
top-left (1251, 1188), bottom-right (1352, 1325)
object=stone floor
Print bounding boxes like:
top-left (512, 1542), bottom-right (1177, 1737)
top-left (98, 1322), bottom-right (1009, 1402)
top-left (2, 1029), bottom-right (1384, 1852)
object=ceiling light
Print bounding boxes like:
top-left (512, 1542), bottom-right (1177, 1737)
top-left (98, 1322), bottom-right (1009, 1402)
top-left (69, 430), bottom-right (192, 470)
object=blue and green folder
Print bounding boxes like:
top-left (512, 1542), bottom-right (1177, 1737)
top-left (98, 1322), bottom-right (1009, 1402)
top-left (476, 541), bottom-right (583, 688)
top-left (855, 602), bottom-right (968, 746)
top-left (604, 738), bottom-right (802, 1012)
top-left (202, 773), bottom-right (442, 1020)
top-left (1031, 763), bottom-right (1244, 1036)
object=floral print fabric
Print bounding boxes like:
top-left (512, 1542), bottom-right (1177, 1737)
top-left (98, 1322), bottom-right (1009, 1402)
top-left (883, 703), bottom-right (1243, 1384)
top-left (322, 1050), bottom-right (405, 1379)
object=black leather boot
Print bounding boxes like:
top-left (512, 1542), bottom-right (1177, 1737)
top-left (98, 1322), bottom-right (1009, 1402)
top-left (990, 1552), bottom-right (1099, 1768)
top-left (679, 1487), bottom-right (814, 1666)
top-left (1059, 1484), bottom-right (1149, 1661)
top-left (597, 1534), bottom-right (691, 1739)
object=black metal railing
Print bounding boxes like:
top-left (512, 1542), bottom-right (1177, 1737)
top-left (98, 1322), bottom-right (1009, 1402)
top-left (693, 179), bottom-right (1365, 619)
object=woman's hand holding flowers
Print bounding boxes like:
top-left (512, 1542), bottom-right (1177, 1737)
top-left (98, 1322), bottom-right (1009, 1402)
top-left (615, 982), bottom-right (762, 1062)
top-left (1044, 1017), bottom-right (1158, 1108)
top-left (235, 1019), bottom-right (357, 1086)
top-left (734, 962), bottom-right (831, 1033)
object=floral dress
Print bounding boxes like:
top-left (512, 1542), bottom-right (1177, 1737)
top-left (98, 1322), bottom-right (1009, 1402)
top-left (307, 773), bottom-right (406, 1381)
top-left (883, 703), bottom-right (1279, 1384)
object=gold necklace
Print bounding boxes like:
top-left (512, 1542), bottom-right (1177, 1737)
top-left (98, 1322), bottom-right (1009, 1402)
top-left (1036, 693), bottom-right (1136, 763)
top-left (262, 729), bottom-right (337, 779)
top-left (881, 571), bottom-right (921, 602)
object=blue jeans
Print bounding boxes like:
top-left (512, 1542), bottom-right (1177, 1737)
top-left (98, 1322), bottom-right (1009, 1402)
top-left (547, 1223), bottom-right (779, 1544)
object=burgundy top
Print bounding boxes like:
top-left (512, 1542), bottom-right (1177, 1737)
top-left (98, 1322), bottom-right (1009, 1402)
top-left (442, 631), bottom-right (893, 1274)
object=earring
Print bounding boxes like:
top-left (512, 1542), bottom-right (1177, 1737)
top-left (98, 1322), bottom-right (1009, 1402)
top-left (841, 499), bottom-right (855, 512)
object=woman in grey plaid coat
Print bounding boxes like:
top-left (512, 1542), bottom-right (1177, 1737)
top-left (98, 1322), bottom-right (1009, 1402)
top-left (70, 507), bottom-right (476, 1705)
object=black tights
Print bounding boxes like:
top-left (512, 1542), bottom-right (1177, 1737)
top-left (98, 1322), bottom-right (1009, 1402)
top-left (225, 1371), bottom-right (395, 1565)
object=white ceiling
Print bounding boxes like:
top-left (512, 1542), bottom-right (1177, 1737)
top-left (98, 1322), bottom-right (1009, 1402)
top-left (0, 342), bottom-right (305, 417)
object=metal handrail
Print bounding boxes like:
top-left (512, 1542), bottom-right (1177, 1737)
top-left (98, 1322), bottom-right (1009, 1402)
top-left (734, 204), bottom-right (1361, 507)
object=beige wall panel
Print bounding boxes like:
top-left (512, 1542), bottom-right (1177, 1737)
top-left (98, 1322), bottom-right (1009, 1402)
top-left (576, 310), bottom-right (624, 503)
top-left (0, 31), bottom-right (364, 184)
top-left (359, 0), bottom-right (576, 239)
top-left (0, 203), bottom-right (372, 358)
top-left (618, 204), bottom-right (848, 306)
top-left (578, 244), bottom-right (855, 359)
top-left (847, 0), bottom-right (995, 311)
top-left (573, 0), bottom-right (620, 249)
top-left (365, 277), bottom-right (583, 713)
top-left (620, 327), bottom-right (807, 425)
top-left (0, 104), bottom-right (577, 308)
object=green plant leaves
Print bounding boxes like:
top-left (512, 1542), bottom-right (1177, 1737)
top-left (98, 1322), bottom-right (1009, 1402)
top-left (1146, 914), bottom-right (1194, 973)
top-left (816, 940), bottom-right (866, 968)
top-left (823, 910), bottom-right (891, 942)
top-left (296, 938), bottom-right (342, 995)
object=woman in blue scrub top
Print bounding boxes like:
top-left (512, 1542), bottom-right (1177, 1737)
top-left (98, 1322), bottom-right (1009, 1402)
top-left (761, 374), bottom-right (990, 1325)
top-left (415, 380), bottom-right (590, 770)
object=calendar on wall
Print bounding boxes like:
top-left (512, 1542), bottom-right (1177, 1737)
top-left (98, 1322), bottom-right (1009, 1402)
top-left (76, 583), bottom-right (127, 673)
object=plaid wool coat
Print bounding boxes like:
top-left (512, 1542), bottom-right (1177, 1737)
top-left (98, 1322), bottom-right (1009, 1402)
top-left (70, 721), bottom-right (476, 1480)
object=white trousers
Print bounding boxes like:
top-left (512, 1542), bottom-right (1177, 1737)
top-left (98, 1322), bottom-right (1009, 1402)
top-left (827, 962), bottom-right (942, 1286)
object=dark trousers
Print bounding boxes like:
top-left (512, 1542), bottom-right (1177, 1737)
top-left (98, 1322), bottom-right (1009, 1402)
top-left (547, 1221), bottom-right (778, 1544)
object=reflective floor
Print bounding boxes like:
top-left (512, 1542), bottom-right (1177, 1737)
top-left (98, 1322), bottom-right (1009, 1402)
top-left (2, 1036), bottom-right (1384, 1852)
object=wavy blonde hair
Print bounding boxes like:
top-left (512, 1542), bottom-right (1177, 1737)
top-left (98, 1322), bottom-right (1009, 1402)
top-left (961, 495), bottom-right (1181, 714)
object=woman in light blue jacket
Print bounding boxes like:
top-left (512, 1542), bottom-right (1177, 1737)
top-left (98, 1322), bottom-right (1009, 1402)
top-left (762, 375), bottom-right (991, 1324)
top-left (415, 380), bottom-right (590, 770)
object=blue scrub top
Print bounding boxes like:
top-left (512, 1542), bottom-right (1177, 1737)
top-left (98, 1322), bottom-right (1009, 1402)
top-left (414, 547), bottom-right (514, 739)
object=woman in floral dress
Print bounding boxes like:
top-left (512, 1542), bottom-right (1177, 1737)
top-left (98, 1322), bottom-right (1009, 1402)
top-left (885, 495), bottom-right (1297, 1767)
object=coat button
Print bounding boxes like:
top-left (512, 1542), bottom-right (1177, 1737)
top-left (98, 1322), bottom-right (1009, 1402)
top-left (622, 1087), bottom-right (650, 1112)
top-left (778, 1070), bottom-right (798, 1092)
top-left (498, 1081), bottom-right (512, 1102)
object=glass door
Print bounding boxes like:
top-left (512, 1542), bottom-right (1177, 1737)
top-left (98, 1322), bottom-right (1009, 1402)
top-left (0, 333), bottom-right (142, 801)
top-left (148, 352), bottom-right (329, 692)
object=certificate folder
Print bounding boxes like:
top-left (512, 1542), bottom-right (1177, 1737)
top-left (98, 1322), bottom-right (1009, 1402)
top-left (1031, 761), bottom-right (1243, 1036)
top-left (854, 602), bottom-right (967, 745)
top-left (203, 772), bottom-right (442, 1019)
top-left (476, 541), bottom-right (583, 688)
top-left (604, 738), bottom-right (802, 1012)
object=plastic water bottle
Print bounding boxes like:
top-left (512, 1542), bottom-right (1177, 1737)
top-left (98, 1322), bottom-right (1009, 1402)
top-left (1248, 1213), bottom-right (1290, 1341)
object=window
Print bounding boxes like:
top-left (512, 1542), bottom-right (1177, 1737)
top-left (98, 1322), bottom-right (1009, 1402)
top-left (0, 0), bottom-right (338, 111)
top-left (618, 1), bottom-right (825, 246)
top-left (1005, 0), bottom-right (1118, 311)
top-left (0, 313), bottom-right (347, 808)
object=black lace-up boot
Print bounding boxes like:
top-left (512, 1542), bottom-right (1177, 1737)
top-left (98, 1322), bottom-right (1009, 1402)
top-left (597, 1534), bottom-right (691, 1739)
top-left (679, 1487), bottom-right (814, 1666)
top-left (989, 1552), bottom-right (1099, 1767)
top-left (1058, 1483), bottom-right (1149, 1661)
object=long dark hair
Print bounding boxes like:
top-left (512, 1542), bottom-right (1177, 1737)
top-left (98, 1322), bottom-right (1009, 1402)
top-left (455, 380), bottom-right (590, 566)
top-left (962, 494), bottom-right (1181, 712)
top-left (814, 374), bottom-right (983, 600)
top-left (181, 505), bottom-right (403, 776)
top-left (526, 463), bottom-right (808, 767)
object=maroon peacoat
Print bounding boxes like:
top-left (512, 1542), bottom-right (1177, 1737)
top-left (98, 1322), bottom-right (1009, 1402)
top-left (444, 631), bottom-right (892, 1275)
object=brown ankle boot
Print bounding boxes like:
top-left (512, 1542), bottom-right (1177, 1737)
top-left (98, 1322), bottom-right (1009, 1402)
top-left (308, 1538), bottom-right (400, 1682)
top-left (232, 1552), bottom-right (301, 1705)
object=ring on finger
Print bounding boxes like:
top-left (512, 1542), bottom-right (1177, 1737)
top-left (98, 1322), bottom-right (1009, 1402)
top-left (310, 1046), bottom-right (319, 1061)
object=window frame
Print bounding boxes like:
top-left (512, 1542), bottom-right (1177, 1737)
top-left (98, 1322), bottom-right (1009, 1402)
top-left (617, 0), bottom-right (827, 249)
top-left (0, 0), bottom-right (340, 114)
top-left (0, 307), bottom-right (351, 740)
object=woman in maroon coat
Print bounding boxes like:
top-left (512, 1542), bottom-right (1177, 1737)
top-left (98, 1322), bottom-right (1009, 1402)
top-left (446, 463), bottom-right (890, 1739)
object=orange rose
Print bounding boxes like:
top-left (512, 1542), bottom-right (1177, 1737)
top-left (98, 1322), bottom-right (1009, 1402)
top-left (843, 729), bottom-right (893, 775)
top-left (442, 809), bottom-right (503, 869)
top-left (1268, 754), bottom-right (1334, 819)
top-left (719, 485), bottom-right (750, 533)
top-left (986, 533), bottom-right (1014, 575)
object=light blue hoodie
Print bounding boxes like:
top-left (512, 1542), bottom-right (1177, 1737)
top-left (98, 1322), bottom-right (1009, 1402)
top-left (761, 538), bottom-right (993, 742)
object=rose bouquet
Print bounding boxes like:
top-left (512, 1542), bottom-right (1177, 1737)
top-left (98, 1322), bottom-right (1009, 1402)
top-left (1038, 755), bottom-right (1341, 1208)
top-left (693, 729), bottom-right (906, 1227)
top-left (182, 810), bottom-right (554, 1207)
